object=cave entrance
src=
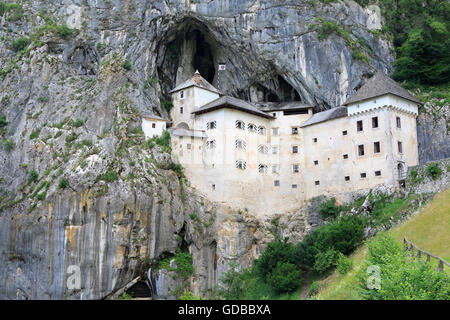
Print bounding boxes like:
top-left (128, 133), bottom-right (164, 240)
top-left (193, 30), bottom-right (215, 84)
top-left (125, 280), bottom-right (152, 299)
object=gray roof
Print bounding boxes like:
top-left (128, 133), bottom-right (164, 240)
top-left (169, 75), bottom-right (220, 94)
top-left (170, 127), bottom-right (207, 138)
top-left (142, 113), bottom-right (169, 121)
top-left (343, 71), bottom-right (421, 105)
top-left (192, 96), bottom-right (274, 119)
top-left (258, 101), bottom-right (312, 112)
top-left (300, 107), bottom-right (348, 128)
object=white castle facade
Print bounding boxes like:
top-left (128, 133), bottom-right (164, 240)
top-left (143, 70), bottom-right (421, 217)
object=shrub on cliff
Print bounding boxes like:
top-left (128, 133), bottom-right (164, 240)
top-left (267, 261), bottom-right (303, 293)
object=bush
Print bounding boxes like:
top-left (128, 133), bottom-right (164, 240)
top-left (11, 36), bottom-right (29, 52)
top-left (29, 128), bottom-right (41, 140)
top-left (267, 261), bottom-right (303, 293)
top-left (307, 281), bottom-right (321, 298)
top-left (147, 130), bottom-right (171, 153)
top-left (0, 113), bottom-right (7, 128)
top-left (314, 248), bottom-right (339, 273)
top-left (2, 138), bottom-right (15, 151)
top-left (56, 24), bottom-right (73, 39)
top-left (336, 253), bottom-right (353, 274)
top-left (254, 240), bottom-right (296, 281)
top-left (58, 177), bottom-right (69, 189)
top-left (28, 170), bottom-right (39, 183)
top-left (425, 163), bottom-right (443, 180)
top-left (123, 60), bottom-right (132, 71)
top-left (179, 291), bottom-right (203, 300)
top-left (320, 197), bottom-right (340, 219)
top-left (292, 231), bottom-right (319, 268)
top-left (358, 235), bottom-right (450, 300)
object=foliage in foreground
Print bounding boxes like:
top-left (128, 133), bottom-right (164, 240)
top-left (358, 235), bottom-right (449, 300)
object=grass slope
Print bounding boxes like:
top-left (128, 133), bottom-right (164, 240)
top-left (315, 189), bottom-right (450, 300)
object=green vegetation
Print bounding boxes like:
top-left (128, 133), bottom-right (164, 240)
top-left (1, 138), bottom-right (15, 151)
top-left (11, 36), bottom-right (29, 52)
top-left (58, 177), bottom-right (69, 189)
top-left (336, 253), bottom-right (353, 275)
top-left (160, 97), bottom-right (173, 112)
top-left (358, 235), bottom-right (449, 299)
top-left (117, 292), bottom-right (133, 300)
top-left (147, 130), bottom-right (171, 153)
top-left (28, 170), bottom-right (39, 183)
top-left (157, 250), bottom-right (194, 280)
top-left (425, 163), bottom-right (443, 180)
top-left (0, 2), bottom-right (23, 21)
top-left (123, 60), bottom-right (132, 71)
top-left (179, 291), bottom-right (204, 300)
top-left (97, 169), bottom-right (118, 183)
top-left (319, 197), bottom-right (340, 219)
top-left (29, 128), bottom-right (41, 140)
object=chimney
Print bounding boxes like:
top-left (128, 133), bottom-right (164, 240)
top-left (194, 70), bottom-right (201, 85)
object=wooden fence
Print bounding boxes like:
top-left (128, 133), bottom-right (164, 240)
top-left (403, 237), bottom-right (450, 272)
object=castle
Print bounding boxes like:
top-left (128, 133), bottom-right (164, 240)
top-left (142, 70), bottom-right (421, 217)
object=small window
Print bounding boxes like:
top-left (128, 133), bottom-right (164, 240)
top-left (180, 107), bottom-right (183, 114)
top-left (292, 184), bottom-right (298, 189)
top-left (206, 140), bottom-right (216, 149)
top-left (235, 120), bottom-right (245, 130)
top-left (187, 144), bottom-right (191, 150)
top-left (258, 145), bottom-right (269, 154)
top-left (374, 141), bottom-right (381, 153)
top-left (372, 116), bottom-right (379, 128)
top-left (212, 184), bottom-right (216, 190)
top-left (313, 138), bottom-right (318, 143)
top-left (258, 126), bottom-right (266, 135)
top-left (272, 165), bottom-right (278, 174)
top-left (236, 160), bottom-right (247, 170)
top-left (206, 121), bottom-right (217, 130)
top-left (180, 91), bottom-right (184, 99)
top-left (293, 164), bottom-right (299, 173)
top-left (343, 154), bottom-right (349, 159)
top-left (398, 141), bottom-right (403, 154)
top-left (314, 160), bottom-right (318, 165)
top-left (315, 180), bottom-right (320, 186)
top-left (375, 170), bottom-right (382, 176)
top-left (274, 180), bottom-right (280, 187)
top-left (258, 164), bottom-right (268, 174)
top-left (342, 130), bottom-right (348, 136)
top-left (396, 116), bottom-right (401, 128)
top-left (235, 139), bottom-right (246, 150)
top-left (345, 176), bottom-right (350, 181)
top-left (360, 172), bottom-right (367, 178)
top-left (292, 127), bottom-right (298, 135)
top-left (292, 146), bottom-right (298, 154)
top-left (357, 120), bottom-right (363, 132)
top-left (152, 123), bottom-right (156, 128)
top-left (272, 146), bottom-right (278, 154)
top-left (358, 144), bottom-right (365, 156)
top-left (247, 123), bottom-right (257, 132)
top-left (272, 113), bottom-right (277, 117)
top-left (272, 128), bottom-right (279, 136)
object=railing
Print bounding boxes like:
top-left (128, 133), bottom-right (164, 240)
top-left (403, 237), bottom-right (450, 272)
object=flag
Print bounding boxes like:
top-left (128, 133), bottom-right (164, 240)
top-left (218, 63), bottom-right (226, 71)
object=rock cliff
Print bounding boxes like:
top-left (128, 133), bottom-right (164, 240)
top-left (0, 0), bottom-right (414, 299)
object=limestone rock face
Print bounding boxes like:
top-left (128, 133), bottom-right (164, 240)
top-left (0, 0), bottom-right (399, 299)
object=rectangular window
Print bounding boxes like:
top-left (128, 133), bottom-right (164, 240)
top-left (272, 128), bottom-right (279, 136)
top-left (258, 164), bottom-right (268, 174)
top-left (180, 91), bottom-right (184, 99)
top-left (314, 160), bottom-right (318, 165)
top-left (375, 170), bottom-right (381, 176)
top-left (272, 146), bottom-right (278, 154)
top-left (292, 146), bottom-right (298, 153)
top-left (293, 164), bottom-right (299, 173)
top-left (274, 180), bottom-right (280, 187)
top-left (357, 120), bottom-right (363, 132)
top-left (236, 160), bottom-right (247, 170)
top-left (292, 184), bottom-right (298, 189)
top-left (273, 113), bottom-right (277, 117)
top-left (212, 184), bottom-right (216, 190)
top-left (372, 116), bottom-right (379, 128)
top-left (358, 144), bottom-right (365, 156)
top-left (360, 172), bottom-right (367, 178)
top-left (272, 165), bottom-right (278, 174)
top-left (236, 120), bottom-right (245, 130)
top-left (345, 176), bottom-right (350, 181)
top-left (180, 107), bottom-right (183, 114)
top-left (398, 141), bottom-right (403, 154)
top-left (313, 138), bottom-right (318, 143)
top-left (342, 130), bottom-right (348, 136)
top-left (152, 123), bottom-right (156, 128)
top-left (374, 141), bottom-right (381, 153)
top-left (396, 116), bottom-right (401, 128)
top-left (187, 144), bottom-right (191, 150)
top-left (292, 127), bottom-right (298, 135)
top-left (206, 121), bottom-right (217, 130)
top-left (315, 180), bottom-right (320, 186)
top-left (343, 154), bottom-right (348, 159)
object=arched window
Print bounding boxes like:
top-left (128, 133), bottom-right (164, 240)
top-left (236, 160), bottom-right (247, 170)
top-left (206, 140), bottom-right (216, 149)
top-left (235, 120), bottom-right (245, 130)
top-left (235, 139), bottom-right (246, 150)
top-left (258, 126), bottom-right (266, 135)
top-left (206, 121), bottom-right (217, 130)
top-left (258, 145), bottom-right (269, 154)
top-left (258, 164), bottom-right (268, 174)
top-left (247, 123), bottom-right (257, 133)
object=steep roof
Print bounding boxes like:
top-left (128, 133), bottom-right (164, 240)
top-left (343, 71), bottom-right (421, 105)
top-left (258, 101), bottom-right (312, 112)
top-left (192, 96), bottom-right (274, 119)
top-left (300, 107), bottom-right (348, 128)
top-left (142, 113), bottom-right (169, 121)
top-left (169, 74), bottom-right (220, 94)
